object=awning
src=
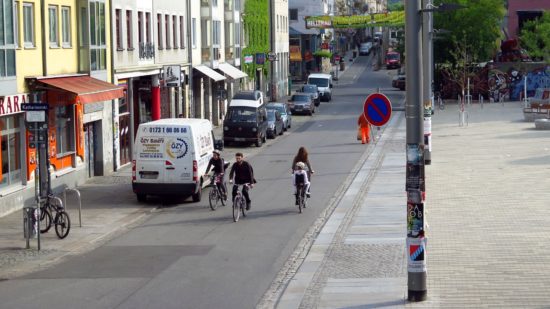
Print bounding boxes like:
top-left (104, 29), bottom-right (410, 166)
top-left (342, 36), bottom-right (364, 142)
top-left (36, 75), bottom-right (125, 104)
top-left (194, 65), bottom-right (226, 82)
top-left (218, 62), bottom-right (247, 80)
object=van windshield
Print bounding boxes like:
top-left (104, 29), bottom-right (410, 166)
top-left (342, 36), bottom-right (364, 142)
top-left (308, 78), bottom-right (329, 87)
top-left (226, 107), bottom-right (257, 123)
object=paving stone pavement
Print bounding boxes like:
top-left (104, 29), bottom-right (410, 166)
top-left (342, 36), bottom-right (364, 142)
top-left (275, 102), bottom-right (550, 308)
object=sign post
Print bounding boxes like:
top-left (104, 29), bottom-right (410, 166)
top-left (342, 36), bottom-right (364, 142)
top-left (22, 103), bottom-right (50, 251)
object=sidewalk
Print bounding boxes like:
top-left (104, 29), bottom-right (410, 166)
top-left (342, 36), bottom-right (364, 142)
top-left (273, 101), bottom-right (550, 308)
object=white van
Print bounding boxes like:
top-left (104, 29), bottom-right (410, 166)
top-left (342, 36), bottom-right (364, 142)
top-left (132, 118), bottom-right (224, 202)
top-left (307, 73), bottom-right (333, 102)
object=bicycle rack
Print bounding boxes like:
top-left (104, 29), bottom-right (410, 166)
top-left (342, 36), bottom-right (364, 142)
top-left (63, 188), bottom-right (82, 227)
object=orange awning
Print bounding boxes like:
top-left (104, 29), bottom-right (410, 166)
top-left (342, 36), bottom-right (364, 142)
top-left (36, 75), bottom-right (125, 104)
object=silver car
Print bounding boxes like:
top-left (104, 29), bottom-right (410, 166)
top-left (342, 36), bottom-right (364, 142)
top-left (288, 93), bottom-right (315, 116)
top-left (266, 102), bottom-right (292, 130)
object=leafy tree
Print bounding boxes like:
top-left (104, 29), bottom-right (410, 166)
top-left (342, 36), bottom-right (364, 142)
top-left (432, 0), bottom-right (505, 96)
top-left (520, 11), bottom-right (550, 62)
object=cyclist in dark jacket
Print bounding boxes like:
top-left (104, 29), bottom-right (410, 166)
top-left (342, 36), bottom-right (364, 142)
top-left (206, 150), bottom-right (227, 199)
top-left (229, 152), bottom-right (255, 210)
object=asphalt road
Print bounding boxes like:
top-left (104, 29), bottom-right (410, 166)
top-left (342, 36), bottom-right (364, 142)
top-left (0, 55), bottom-right (405, 309)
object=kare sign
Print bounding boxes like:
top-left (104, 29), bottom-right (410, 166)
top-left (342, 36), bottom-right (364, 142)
top-left (0, 94), bottom-right (31, 116)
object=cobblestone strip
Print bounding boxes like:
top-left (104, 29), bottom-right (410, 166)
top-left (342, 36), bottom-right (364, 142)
top-left (298, 114), bottom-right (403, 309)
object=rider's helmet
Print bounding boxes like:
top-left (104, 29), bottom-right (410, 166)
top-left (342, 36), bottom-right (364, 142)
top-left (295, 162), bottom-right (305, 169)
top-left (213, 149), bottom-right (220, 156)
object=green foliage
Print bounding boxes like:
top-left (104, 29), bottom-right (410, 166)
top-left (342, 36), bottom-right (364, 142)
top-left (313, 50), bottom-right (333, 58)
top-left (388, 1), bottom-right (404, 12)
top-left (433, 0), bottom-right (505, 64)
top-left (520, 11), bottom-right (550, 62)
top-left (242, 0), bottom-right (270, 77)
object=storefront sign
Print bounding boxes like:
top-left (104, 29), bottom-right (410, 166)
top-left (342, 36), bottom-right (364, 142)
top-left (0, 94), bottom-right (30, 116)
top-left (305, 11), bottom-right (405, 29)
top-left (289, 46), bottom-right (302, 62)
top-left (163, 65), bottom-right (182, 87)
top-left (244, 55), bottom-right (253, 64)
top-left (256, 53), bottom-right (266, 65)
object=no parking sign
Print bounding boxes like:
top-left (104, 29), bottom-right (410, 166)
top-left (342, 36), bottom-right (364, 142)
top-left (363, 93), bottom-right (392, 127)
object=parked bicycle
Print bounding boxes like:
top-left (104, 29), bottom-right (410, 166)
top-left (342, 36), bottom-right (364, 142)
top-left (436, 92), bottom-right (445, 110)
top-left (208, 173), bottom-right (227, 211)
top-left (232, 184), bottom-right (250, 222)
top-left (295, 183), bottom-right (308, 213)
top-left (39, 194), bottom-right (71, 239)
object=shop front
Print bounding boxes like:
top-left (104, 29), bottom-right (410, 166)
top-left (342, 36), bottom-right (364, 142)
top-left (0, 94), bottom-right (27, 193)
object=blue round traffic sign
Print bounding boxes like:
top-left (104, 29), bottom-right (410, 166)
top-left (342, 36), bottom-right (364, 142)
top-left (363, 93), bottom-right (392, 127)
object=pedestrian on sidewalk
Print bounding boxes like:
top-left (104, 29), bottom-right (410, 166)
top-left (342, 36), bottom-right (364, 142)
top-left (357, 114), bottom-right (371, 144)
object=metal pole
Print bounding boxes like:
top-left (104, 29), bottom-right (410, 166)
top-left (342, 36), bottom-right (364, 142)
top-left (405, 0), bottom-right (427, 301)
top-left (421, 0), bottom-right (432, 165)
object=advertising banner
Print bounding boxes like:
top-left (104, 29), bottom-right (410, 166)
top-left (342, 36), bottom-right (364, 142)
top-left (305, 11), bottom-right (405, 29)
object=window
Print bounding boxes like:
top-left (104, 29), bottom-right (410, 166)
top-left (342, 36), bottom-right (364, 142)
top-left (89, 1), bottom-right (106, 71)
top-left (23, 2), bottom-right (34, 47)
top-left (137, 11), bottom-right (143, 45)
top-left (61, 6), bottom-right (71, 47)
top-left (165, 14), bottom-right (170, 49)
top-left (126, 10), bottom-right (133, 49)
top-left (49, 6), bottom-right (59, 47)
top-left (289, 9), bottom-right (298, 21)
top-left (179, 16), bottom-right (184, 49)
top-left (157, 13), bottom-right (162, 49)
top-left (0, 115), bottom-right (22, 189)
top-left (212, 20), bottom-right (220, 46)
top-left (115, 9), bottom-right (122, 50)
top-left (191, 18), bottom-right (196, 48)
top-left (172, 15), bottom-right (177, 48)
top-left (55, 106), bottom-right (74, 156)
top-left (145, 12), bottom-right (151, 43)
top-left (14, 1), bottom-right (19, 48)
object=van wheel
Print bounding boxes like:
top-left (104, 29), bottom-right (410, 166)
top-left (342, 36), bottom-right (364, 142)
top-left (256, 137), bottom-right (263, 147)
top-left (136, 194), bottom-right (147, 203)
top-left (192, 186), bottom-right (202, 202)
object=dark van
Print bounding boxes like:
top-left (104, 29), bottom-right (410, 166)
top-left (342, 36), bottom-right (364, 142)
top-left (223, 91), bottom-right (268, 147)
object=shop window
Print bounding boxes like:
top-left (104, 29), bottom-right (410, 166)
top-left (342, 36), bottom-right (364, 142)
top-left (0, 115), bottom-right (22, 189)
top-left (55, 106), bottom-right (74, 156)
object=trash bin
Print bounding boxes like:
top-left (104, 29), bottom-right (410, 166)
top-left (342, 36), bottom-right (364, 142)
top-left (340, 61), bottom-right (345, 71)
top-left (23, 206), bottom-right (38, 239)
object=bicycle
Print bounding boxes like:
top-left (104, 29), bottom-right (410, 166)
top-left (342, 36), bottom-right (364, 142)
top-left (295, 183), bottom-right (308, 213)
top-left (39, 194), bottom-right (71, 239)
top-left (232, 184), bottom-right (250, 222)
top-left (208, 173), bottom-right (227, 211)
top-left (436, 92), bottom-right (444, 110)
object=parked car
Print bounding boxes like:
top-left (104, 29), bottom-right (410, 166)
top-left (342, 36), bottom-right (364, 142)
top-left (359, 42), bottom-right (372, 55)
top-left (385, 51), bottom-right (401, 70)
top-left (392, 73), bottom-right (406, 90)
top-left (288, 93), bottom-right (315, 115)
top-left (266, 110), bottom-right (284, 138)
top-left (266, 102), bottom-right (292, 130)
top-left (223, 91), bottom-right (268, 147)
top-left (300, 84), bottom-right (320, 106)
top-left (133, 118), bottom-right (224, 203)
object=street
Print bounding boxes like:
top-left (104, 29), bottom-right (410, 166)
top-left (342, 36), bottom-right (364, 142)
top-left (0, 54), bottom-right (405, 309)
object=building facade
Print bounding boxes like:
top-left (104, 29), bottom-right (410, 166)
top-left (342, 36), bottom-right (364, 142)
top-left (270, 0), bottom-right (289, 100)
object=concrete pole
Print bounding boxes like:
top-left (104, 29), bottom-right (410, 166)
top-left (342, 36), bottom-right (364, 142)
top-left (405, 0), bottom-right (427, 301)
top-left (422, 0), bottom-right (432, 165)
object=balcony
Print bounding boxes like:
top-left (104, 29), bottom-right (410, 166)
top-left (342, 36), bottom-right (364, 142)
top-left (139, 42), bottom-right (155, 60)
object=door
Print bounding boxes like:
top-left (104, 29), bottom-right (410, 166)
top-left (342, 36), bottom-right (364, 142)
top-left (119, 114), bottom-right (131, 165)
top-left (84, 123), bottom-right (94, 178)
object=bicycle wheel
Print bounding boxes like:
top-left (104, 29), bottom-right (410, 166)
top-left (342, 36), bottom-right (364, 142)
top-left (232, 196), bottom-right (241, 222)
top-left (220, 182), bottom-right (227, 207)
top-left (297, 188), bottom-right (304, 213)
top-left (209, 187), bottom-right (219, 211)
top-left (54, 211), bottom-right (71, 239)
top-left (40, 207), bottom-right (52, 233)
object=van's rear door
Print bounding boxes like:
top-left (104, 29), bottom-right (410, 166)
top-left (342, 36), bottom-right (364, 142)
top-left (134, 128), bottom-right (166, 183)
top-left (164, 125), bottom-right (194, 183)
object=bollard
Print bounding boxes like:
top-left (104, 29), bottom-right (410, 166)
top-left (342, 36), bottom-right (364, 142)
top-left (23, 206), bottom-right (38, 249)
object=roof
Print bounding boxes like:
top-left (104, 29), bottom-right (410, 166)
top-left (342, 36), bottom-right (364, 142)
top-left (229, 99), bottom-right (263, 108)
top-left (194, 65), bottom-right (226, 82)
top-left (218, 62), bottom-right (247, 79)
top-left (308, 73), bottom-right (331, 78)
top-left (143, 118), bottom-right (211, 126)
top-left (35, 75), bottom-right (124, 104)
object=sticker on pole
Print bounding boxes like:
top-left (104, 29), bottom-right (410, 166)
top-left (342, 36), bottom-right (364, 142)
top-left (407, 237), bottom-right (427, 273)
top-left (363, 93), bottom-right (392, 127)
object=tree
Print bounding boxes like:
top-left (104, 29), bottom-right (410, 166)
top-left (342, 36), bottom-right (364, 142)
top-left (520, 11), bottom-right (550, 62)
top-left (433, 0), bottom-right (505, 97)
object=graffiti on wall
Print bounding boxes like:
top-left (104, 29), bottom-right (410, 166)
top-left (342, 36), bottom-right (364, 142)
top-left (489, 63), bottom-right (550, 101)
